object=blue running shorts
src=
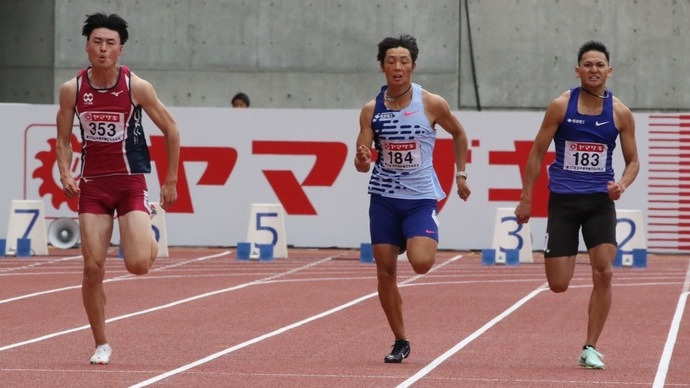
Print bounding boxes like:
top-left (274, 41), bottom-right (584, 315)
top-left (368, 193), bottom-right (439, 246)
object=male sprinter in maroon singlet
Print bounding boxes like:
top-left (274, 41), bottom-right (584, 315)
top-left (56, 13), bottom-right (180, 365)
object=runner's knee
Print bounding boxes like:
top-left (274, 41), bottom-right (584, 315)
top-left (409, 255), bottom-right (434, 274)
top-left (592, 267), bottom-right (613, 287)
top-left (82, 261), bottom-right (105, 285)
top-left (125, 257), bottom-right (150, 275)
top-left (548, 283), bottom-right (568, 293)
top-left (547, 277), bottom-right (570, 293)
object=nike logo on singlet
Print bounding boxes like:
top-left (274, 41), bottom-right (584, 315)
top-left (595, 121), bottom-right (610, 126)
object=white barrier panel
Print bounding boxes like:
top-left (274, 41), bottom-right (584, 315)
top-left (5, 200), bottom-right (49, 255)
top-left (3, 106), bottom-right (663, 251)
top-left (246, 203), bottom-right (288, 259)
top-left (491, 207), bottom-right (533, 263)
top-left (616, 209), bottom-right (646, 266)
top-left (151, 202), bottom-right (169, 258)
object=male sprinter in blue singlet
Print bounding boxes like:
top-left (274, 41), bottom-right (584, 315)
top-left (355, 34), bottom-right (471, 363)
top-left (515, 41), bottom-right (640, 369)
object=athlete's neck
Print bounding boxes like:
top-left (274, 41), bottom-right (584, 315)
top-left (385, 84), bottom-right (412, 102)
top-left (88, 66), bottom-right (120, 89)
top-left (580, 86), bottom-right (609, 99)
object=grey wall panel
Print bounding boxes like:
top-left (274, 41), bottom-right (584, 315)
top-left (2, 0), bottom-right (688, 110)
top-left (0, 0), bottom-right (55, 103)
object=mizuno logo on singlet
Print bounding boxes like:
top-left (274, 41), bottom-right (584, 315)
top-left (111, 90), bottom-right (124, 97)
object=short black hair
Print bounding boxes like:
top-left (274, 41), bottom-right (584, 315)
top-left (232, 92), bottom-right (250, 107)
top-left (82, 13), bottom-right (129, 45)
top-left (578, 40), bottom-right (609, 64)
top-left (377, 34), bottom-right (419, 64)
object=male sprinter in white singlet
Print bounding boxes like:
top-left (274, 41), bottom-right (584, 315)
top-left (515, 41), bottom-right (639, 369)
top-left (56, 13), bottom-right (180, 365)
top-left (355, 34), bottom-right (471, 363)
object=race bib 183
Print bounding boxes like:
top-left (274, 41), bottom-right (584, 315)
top-left (563, 140), bottom-right (607, 172)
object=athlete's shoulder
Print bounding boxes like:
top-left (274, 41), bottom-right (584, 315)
top-left (419, 85), bottom-right (443, 101)
top-left (421, 88), bottom-right (451, 115)
top-left (546, 90), bottom-right (571, 113)
top-left (57, 77), bottom-right (78, 109)
top-left (612, 96), bottom-right (634, 130)
top-left (128, 69), bottom-right (147, 87)
top-left (58, 77), bottom-right (78, 100)
top-left (541, 90), bottom-right (571, 126)
top-left (612, 95), bottom-right (631, 113)
top-left (362, 97), bottom-right (377, 109)
top-left (59, 76), bottom-right (78, 89)
top-left (360, 98), bottom-right (377, 122)
top-left (555, 89), bottom-right (572, 104)
top-left (128, 70), bottom-right (157, 106)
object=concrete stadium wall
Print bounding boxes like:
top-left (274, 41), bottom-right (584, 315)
top-left (1, 0), bottom-right (688, 110)
top-left (0, 0), bottom-right (55, 103)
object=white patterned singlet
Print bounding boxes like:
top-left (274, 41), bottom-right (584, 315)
top-left (367, 83), bottom-right (445, 200)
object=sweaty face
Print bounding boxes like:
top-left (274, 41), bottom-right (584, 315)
top-left (576, 50), bottom-right (611, 89)
top-left (381, 47), bottom-right (415, 86)
top-left (86, 28), bottom-right (123, 69)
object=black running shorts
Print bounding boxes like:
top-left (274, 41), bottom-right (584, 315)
top-left (543, 192), bottom-right (617, 258)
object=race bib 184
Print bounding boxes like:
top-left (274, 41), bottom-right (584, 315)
top-left (381, 140), bottom-right (422, 169)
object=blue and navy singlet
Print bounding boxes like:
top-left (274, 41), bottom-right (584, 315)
top-left (367, 83), bottom-right (445, 200)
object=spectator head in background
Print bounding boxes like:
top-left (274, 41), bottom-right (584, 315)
top-left (231, 92), bottom-right (250, 108)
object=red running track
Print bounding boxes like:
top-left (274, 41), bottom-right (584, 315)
top-left (0, 247), bottom-right (689, 387)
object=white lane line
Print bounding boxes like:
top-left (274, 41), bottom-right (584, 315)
top-left (0, 255), bottom-right (82, 273)
top-left (0, 284), bottom-right (82, 305)
top-left (0, 251), bottom-right (328, 352)
top-left (0, 251), bottom-right (231, 305)
top-left (396, 283), bottom-right (549, 388)
top-left (108, 251), bottom-right (234, 282)
top-left (128, 255), bottom-right (464, 388)
top-left (653, 260), bottom-right (690, 388)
